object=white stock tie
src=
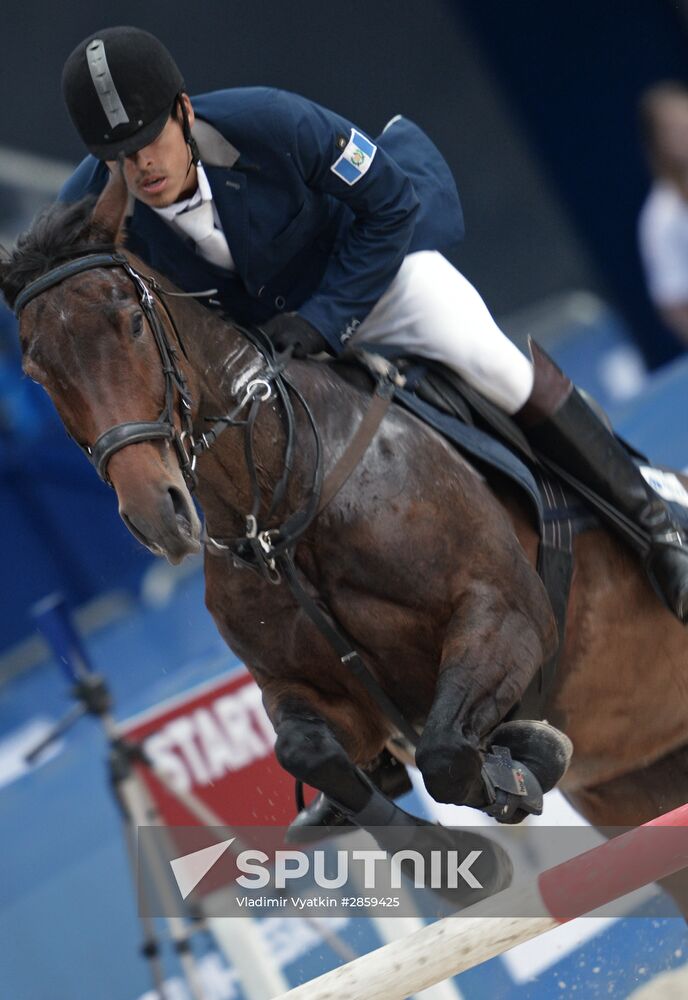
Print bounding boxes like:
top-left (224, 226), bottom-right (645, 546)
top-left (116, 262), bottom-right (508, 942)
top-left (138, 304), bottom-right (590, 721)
top-left (173, 198), bottom-right (233, 271)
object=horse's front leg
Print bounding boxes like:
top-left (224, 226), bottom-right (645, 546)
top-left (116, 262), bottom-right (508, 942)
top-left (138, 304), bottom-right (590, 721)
top-left (415, 581), bottom-right (571, 822)
top-left (271, 695), bottom-right (414, 826)
top-left (271, 693), bottom-right (514, 899)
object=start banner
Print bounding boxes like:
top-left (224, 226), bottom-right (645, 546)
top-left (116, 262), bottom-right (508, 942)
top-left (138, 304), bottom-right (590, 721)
top-left (119, 668), bottom-right (311, 826)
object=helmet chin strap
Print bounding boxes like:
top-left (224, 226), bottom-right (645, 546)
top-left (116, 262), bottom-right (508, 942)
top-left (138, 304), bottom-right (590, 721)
top-left (177, 93), bottom-right (200, 172)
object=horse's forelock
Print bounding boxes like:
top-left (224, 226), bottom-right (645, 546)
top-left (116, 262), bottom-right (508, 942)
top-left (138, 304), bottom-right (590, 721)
top-left (0, 196), bottom-right (115, 309)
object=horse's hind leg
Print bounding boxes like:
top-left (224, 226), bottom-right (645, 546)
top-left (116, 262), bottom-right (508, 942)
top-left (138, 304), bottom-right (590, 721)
top-left (567, 745), bottom-right (688, 921)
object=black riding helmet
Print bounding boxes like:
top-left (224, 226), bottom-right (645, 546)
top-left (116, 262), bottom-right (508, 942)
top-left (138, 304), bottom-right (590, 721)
top-left (62, 26), bottom-right (186, 161)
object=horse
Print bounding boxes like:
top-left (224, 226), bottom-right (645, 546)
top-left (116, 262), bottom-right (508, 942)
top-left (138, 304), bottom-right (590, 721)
top-left (3, 173), bottom-right (688, 906)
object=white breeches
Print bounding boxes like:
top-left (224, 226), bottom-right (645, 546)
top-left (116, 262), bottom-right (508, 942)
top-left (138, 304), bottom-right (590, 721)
top-left (352, 251), bottom-right (534, 414)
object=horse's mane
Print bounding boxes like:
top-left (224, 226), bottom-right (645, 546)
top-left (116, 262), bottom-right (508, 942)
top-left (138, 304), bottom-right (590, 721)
top-left (0, 195), bottom-right (115, 309)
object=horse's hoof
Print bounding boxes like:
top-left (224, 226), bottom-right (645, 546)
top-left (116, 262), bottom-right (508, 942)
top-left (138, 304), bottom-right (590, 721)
top-left (482, 756), bottom-right (544, 824)
top-left (318, 777), bottom-right (513, 901)
top-left (490, 720), bottom-right (573, 794)
top-left (473, 721), bottom-right (574, 825)
top-left (350, 791), bottom-right (514, 901)
top-left (285, 792), bottom-right (356, 844)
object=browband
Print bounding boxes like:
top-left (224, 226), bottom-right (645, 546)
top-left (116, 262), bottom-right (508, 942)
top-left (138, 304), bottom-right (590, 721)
top-left (14, 253), bottom-right (125, 314)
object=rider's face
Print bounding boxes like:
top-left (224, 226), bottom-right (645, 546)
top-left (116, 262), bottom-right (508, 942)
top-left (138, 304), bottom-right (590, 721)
top-left (106, 94), bottom-right (197, 208)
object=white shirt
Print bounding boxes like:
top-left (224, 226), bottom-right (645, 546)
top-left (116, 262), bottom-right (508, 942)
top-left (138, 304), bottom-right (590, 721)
top-left (638, 180), bottom-right (688, 306)
top-left (153, 162), bottom-right (234, 271)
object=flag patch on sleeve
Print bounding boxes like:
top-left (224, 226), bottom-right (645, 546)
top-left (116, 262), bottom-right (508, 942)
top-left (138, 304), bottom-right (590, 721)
top-left (330, 129), bottom-right (377, 185)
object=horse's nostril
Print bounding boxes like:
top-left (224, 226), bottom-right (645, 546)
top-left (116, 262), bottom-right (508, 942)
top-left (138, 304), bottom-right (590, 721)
top-left (168, 486), bottom-right (193, 537)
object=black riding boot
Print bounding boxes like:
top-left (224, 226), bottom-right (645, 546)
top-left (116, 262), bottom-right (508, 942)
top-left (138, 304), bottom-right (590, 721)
top-left (516, 340), bottom-right (688, 624)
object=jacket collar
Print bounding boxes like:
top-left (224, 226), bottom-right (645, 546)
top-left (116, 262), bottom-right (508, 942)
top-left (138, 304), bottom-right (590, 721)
top-left (191, 118), bottom-right (250, 281)
top-left (191, 118), bottom-right (241, 169)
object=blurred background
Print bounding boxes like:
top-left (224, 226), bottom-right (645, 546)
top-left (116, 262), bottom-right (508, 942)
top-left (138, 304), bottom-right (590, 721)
top-left (2, 2), bottom-right (688, 998)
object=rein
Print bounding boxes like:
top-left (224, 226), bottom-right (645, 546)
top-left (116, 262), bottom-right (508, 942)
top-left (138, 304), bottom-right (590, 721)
top-left (17, 251), bottom-right (420, 747)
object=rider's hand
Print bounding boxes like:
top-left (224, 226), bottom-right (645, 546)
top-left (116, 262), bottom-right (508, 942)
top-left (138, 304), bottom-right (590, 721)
top-left (263, 313), bottom-right (330, 358)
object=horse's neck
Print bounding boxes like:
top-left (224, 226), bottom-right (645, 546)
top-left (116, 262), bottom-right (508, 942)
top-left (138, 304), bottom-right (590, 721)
top-left (148, 275), bottom-right (366, 532)
top-left (158, 292), bottom-right (306, 532)
top-left (162, 294), bottom-right (262, 409)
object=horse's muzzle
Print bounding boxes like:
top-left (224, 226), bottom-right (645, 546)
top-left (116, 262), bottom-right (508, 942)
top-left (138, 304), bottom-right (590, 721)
top-left (119, 482), bottom-right (201, 564)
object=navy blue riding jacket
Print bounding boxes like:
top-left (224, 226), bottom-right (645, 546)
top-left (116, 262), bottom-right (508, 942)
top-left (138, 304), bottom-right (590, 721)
top-left (60, 87), bottom-right (464, 353)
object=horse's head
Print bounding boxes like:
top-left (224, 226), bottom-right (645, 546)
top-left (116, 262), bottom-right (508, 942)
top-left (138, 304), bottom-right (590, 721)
top-left (0, 172), bottom-right (202, 563)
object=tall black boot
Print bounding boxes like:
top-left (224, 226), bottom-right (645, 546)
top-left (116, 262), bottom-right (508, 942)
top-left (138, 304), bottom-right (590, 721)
top-left (516, 340), bottom-right (688, 623)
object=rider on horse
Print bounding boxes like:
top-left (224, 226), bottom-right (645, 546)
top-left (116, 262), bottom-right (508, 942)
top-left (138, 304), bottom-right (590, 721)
top-left (57, 28), bottom-right (688, 827)
top-left (56, 27), bottom-right (688, 825)
top-left (60, 26), bottom-right (688, 625)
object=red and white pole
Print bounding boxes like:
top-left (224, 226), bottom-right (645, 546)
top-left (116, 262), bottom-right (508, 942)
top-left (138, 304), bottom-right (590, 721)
top-left (272, 803), bottom-right (688, 1000)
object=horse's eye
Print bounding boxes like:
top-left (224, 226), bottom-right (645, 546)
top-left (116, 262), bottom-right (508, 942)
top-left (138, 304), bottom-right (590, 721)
top-left (131, 311), bottom-right (144, 338)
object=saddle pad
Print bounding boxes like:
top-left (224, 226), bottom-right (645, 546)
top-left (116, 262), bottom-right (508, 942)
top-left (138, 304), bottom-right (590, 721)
top-left (394, 386), bottom-right (545, 524)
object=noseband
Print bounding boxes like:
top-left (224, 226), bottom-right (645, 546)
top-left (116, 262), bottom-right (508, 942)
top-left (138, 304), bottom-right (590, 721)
top-left (15, 252), bottom-right (199, 490)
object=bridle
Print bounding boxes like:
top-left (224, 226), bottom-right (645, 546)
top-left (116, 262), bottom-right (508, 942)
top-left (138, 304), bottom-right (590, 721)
top-left (14, 251), bottom-right (398, 561)
top-left (14, 250), bottom-right (324, 552)
top-left (15, 251), bottom-right (201, 490)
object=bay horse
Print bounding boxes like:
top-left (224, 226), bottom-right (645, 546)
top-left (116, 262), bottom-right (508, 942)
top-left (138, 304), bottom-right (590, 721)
top-left (3, 175), bottom-right (688, 904)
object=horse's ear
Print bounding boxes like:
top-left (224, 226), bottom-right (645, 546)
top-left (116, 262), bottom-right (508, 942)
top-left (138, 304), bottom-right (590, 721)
top-left (91, 167), bottom-right (129, 244)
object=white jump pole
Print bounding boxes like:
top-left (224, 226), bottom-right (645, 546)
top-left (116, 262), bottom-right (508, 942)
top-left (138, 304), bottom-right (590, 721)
top-left (272, 803), bottom-right (688, 1000)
